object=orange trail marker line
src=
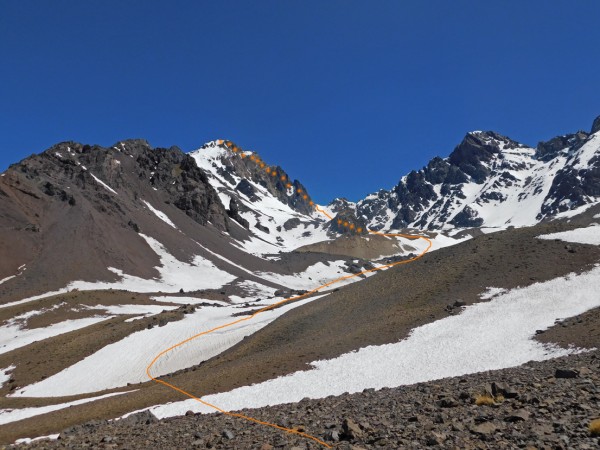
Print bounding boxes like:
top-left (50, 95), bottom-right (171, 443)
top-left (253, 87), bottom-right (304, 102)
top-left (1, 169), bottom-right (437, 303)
top-left (148, 150), bottom-right (433, 448)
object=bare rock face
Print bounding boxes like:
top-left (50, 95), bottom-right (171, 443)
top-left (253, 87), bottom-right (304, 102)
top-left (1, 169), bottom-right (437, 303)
top-left (227, 198), bottom-right (249, 228)
top-left (591, 115), bottom-right (600, 134)
top-left (329, 209), bottom-right (367, 235)
top-left (0, 139), bottom-right (231, 301)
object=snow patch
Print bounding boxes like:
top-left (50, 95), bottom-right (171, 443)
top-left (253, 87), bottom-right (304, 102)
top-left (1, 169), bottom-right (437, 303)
top-left (479, 287), bottom-right (508, 300)
top-left (69, 234), bottom-right (236, 293)
top-left (14, 434), bottom-right (60, 445)
top-left (151, 296), bottom-right (229, 306)
top-left (0, 365), bottom-right (15, 388)
top-left (538, 224), bottom-right (600, 245)
top-left (142, 200), bottom-right (177, 229)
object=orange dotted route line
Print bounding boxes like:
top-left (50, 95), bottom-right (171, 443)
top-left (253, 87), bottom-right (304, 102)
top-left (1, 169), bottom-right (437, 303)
top-left (146, 144), bottom-right (433, 448)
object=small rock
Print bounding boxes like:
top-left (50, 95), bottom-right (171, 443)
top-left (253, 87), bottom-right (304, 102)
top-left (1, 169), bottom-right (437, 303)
top-left (470, 421), bottom-right (497, 435)
top-left (453, 300), bottom-right (466, 307)
top-left (505, 409), bottom-right (530, 422)
top-left (325, 429), bottom-right (340, 442)
top-left (555, 368), bottom-right (579, 379)
top-left (492, 381), bottom-right (519, 399)
top-left (437, 397), bottom-right (459, 408)
top-left (185, 410), bottom-right (195, 416)
top-left (342, 418), bottom-right (363, 439)
top-left (221, 429), bottom-right (234, 440)
top-left (426, 432), bottom-right (446, 445)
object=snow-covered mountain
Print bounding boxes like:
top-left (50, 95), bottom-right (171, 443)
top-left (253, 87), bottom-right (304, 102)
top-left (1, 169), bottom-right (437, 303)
top-left (0, 139), bottom-right (360, 305)
top-left (188, 140), bottom-right (331, 255)
top-left (347, 116), bottom-right (600, 232)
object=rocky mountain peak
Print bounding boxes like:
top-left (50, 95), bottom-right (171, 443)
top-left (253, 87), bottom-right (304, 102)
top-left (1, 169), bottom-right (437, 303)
top-left (592, 115), bottom-right (600, 134)
top-left (329, 209), bottom-right (367, 235)
top-left (10, 139), bottom-right (231, 232)
top-left (448, 131), bottom-right (522, 184)
top-left (327, 198), bottom-right (357, 214)
top-left (535, 131), bottom-right (589, 162)
top-left (355, 115), bottom-right (600, 231)
top-left (191, 140), bottom-right (315, 215)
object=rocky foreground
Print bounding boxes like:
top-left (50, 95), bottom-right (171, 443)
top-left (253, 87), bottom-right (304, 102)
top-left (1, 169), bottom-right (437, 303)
top-left (11, 350), bottom-right (600, 449)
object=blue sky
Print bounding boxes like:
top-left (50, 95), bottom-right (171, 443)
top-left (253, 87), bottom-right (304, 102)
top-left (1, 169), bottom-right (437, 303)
top-left (1, 1), bottom-right (599, 203)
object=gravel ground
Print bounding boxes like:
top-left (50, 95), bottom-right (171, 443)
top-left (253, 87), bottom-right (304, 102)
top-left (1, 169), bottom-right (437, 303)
top-left (11, 349), bottom-right (600, 450)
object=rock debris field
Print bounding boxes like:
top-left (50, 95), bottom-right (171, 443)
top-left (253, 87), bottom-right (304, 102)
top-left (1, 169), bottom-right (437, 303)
top-left (12, 349), bottom-right (600, 449)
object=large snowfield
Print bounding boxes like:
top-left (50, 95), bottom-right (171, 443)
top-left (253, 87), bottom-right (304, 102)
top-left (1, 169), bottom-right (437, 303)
top-left (149, 261), bottom-right (600, 419)
top-left (10, 295), bottom-right (328, 398)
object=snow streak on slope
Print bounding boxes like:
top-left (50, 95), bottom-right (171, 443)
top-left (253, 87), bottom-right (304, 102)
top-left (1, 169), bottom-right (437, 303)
top-left (0, 366), bottom-right (15, 389)
top-left (149, 264), bottom-right (600, 418)
top-left (12, 295), bottom-right (328, 397)
top-left (538, 224), bottom-right (600, 245)
top-left (0, 391), bottom-right (132, 425)
top-left (90, 173), bottom-right (118, 195)
top-left (0, 316), bottom-right (110, 356)
top-left (142, 200), bottom-right (177, 229)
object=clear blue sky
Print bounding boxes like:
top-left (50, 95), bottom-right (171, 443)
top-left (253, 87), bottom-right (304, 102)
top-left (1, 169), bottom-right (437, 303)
top-left (1, 1), bottom-right (599, 203)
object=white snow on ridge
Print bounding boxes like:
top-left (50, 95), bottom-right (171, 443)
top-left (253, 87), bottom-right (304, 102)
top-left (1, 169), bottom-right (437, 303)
top-left (13, 294), bottom-right (329, 397)
top-left (90, 173), bottom-right (118, 195)
top-left (149, 265), bottom-right (600, 419)
top-left (142, 200), bottom-right (177, 229)
top-left (0, 391), bottom-right (132, 426)
top-left (538, 224), bottom-right (600, 245)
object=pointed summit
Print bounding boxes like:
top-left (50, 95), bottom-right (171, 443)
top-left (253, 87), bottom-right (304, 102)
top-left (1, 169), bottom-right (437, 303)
top-left (591, 115), bottom-right (600, 134)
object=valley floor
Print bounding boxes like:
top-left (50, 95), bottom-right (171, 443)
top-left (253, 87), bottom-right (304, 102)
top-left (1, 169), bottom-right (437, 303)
top-left (9, 349), bottom-right (600, 449)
